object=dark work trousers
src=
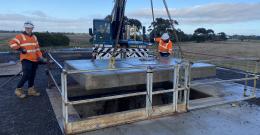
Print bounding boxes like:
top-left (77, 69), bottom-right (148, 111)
top-left (17, 59), bottom-right (38, 88)
top-left (159, 52), bottom-right (170, 57)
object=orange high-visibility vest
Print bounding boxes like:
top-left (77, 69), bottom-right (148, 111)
top-left (9, 33), bottom-right (42, 62)
top-left (155, 37), bottom-right (173, 54)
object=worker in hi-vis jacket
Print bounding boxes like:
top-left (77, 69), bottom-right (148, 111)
top-left (154, 33), bottom-right (173, 57)
top-left (9, 21), bottom-right (47, 98)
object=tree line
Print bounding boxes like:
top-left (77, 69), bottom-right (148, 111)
top-left (230, 35), bottom-right (260, 41)
top-left (102, 16), bottom-right (230, 43)
top-left (34, 32), bottom-right (70, 47)
top-left (147, 18), bottom-right (228, 43)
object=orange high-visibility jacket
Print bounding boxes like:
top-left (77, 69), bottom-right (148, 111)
top-left (155, 37), bottom-right (173, 54)
top-left (9, 33), bottom-right (42, 62)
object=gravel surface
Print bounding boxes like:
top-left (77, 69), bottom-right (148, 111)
top-left (0, 58), bottom-right (62, 135)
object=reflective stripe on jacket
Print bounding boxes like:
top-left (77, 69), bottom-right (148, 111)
top-left (9, 33), bottom-right (42, 62)
top-left (155, 37), bottom-right (173, 54)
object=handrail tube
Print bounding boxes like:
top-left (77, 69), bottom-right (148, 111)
top-left (191, 77), bottom-right (259, 87)
top-left (153, 88), bottom-right (186, 95)
top-left (66, 65), bottom-right (177, 74)
top-left (47, 52), bottom-right (64, 69)
top-left (68, 92), bottom-right (146, 105)
top-left (48, 70), bottom-right (62, 94)
top-left (67, 87), bottom-right (187, 106)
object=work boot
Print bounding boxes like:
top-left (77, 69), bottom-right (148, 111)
top-left (15, 88), bottom-right (26, 98)
top-left (28, 87), bottom-right (40, 96)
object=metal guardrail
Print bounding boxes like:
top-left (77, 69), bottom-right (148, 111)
top-left (190, 58), bottom-right (259, 98)
top-left (47, 52), bottom-right (259, 134)
top-left (47, 52), bottom-right (191, 133)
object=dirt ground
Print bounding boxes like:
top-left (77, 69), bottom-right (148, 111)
top-left (177, 40), bottom-right (260, 73)
top-left (180, 40), bottom-right (260, 59)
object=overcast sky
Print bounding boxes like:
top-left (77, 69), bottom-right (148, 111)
top-left (1, 0), bottom-right (260, 35)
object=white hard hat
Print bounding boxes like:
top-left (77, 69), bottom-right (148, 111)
top-left (24, 21), bottom-right (34, 28)
top-left (161, 33), bottom-right (170, 40)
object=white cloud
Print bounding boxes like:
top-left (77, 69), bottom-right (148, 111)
top-left (28, 11), bottom-right (48, 18)
top-left (1, 2), bottom-right (260, 33)
top-left (128, 3), bottom-right (260, 25)
top-left (0, 11), bottom-right (92, 33)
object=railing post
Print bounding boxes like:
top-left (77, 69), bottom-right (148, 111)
top-left (47, 55), bottom-right (51, 89)
top-left (184, 62), bottom-right (191, 110)
top-left (253, 60), bottom-right (259, 97)
top-left (61, 70), bottom-right (68, 130)
top-left (173, 64), bottom-right (180, 112)
top-left (244, 61), bottom-right (249, 96)
top-left (46, 60), bottom-right (51, 89)
top-left (146, 66), bottom-right (153, 117)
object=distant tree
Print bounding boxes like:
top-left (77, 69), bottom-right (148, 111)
top-left (217, 32), bottom-right (227, 41)
top-left (195, 28), bottom-right (207, 34)
top-left (169, 29), bottom-right (191, 42)
top-left (34, 32), bottom-right (70, 47)
top-left (127, 18), bottom-right (142, 31)
top-left (193, 28), bottom-right (207, 42)
top-left (193, 28), bottom-right (218, 42)
top-left (148, 18), bottom-right (179, 42)
top-left (206, 29), bottom-right (214, 34)
top-left (206, 29), bottom-right (215, 41)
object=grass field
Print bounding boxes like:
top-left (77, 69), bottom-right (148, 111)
top-left (179, 40), bottom-right (260, 73)
top-left (180, 40), bottom-right (260, 58)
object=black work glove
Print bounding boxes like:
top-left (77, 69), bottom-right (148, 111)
top-left (17, 48), bottom-right (27, 54)
top-left (38, 57), bottom-right (48, 64)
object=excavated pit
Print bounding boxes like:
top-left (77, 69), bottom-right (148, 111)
top-left (68, 82), bottom-right (212, 118)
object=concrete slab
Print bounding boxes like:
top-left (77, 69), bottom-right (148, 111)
top-left (82, 101), bottom-right (260, 135)
top-left (64, 58), bottom-right (216, 90)
top-left (190, 78), bottom-right (260, 109)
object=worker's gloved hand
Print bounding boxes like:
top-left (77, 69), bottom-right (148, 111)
top-left (38, 57), bottom-right (48, 64)
top-left (17, 48), bottom-right (27, 54)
